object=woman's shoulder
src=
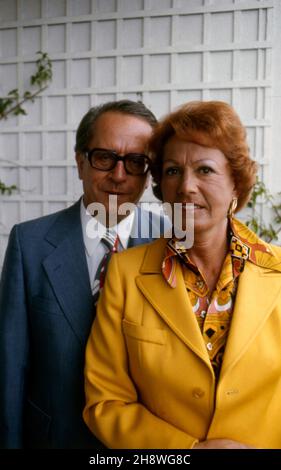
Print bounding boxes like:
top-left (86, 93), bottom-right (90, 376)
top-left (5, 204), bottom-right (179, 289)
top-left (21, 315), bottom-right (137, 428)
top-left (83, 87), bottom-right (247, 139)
top-left (267, 243), bottom-right (281, 262)
top-left (114, 236), bottom-right (168, 273)
top-left (119, 237), bottom-right (167, 257)
top-left (232, 217), bottom-right (281, 272)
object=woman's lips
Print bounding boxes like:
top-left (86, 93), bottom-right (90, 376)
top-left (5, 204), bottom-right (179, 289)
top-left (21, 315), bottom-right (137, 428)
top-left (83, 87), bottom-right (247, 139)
top-left (180, 203), bottom-right (204, 209)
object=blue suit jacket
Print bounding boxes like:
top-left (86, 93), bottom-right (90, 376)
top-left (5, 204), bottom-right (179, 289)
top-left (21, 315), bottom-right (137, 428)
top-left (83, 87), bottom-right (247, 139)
top-left (0, 200), bottom-right (166, 448)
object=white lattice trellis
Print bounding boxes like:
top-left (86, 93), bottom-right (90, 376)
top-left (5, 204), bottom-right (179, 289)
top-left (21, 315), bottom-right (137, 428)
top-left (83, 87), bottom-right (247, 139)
top-left (0, 0), bottom-right (280, 264)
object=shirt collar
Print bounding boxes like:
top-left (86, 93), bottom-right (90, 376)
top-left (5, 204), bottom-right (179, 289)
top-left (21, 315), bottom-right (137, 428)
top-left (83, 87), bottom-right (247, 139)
top-left (80, 198), bottom-right (135, 256)
top-left (161, 217), bottom-right (276, 288)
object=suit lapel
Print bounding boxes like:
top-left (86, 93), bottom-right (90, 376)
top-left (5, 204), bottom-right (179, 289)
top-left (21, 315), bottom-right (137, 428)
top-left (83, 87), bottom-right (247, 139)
top-left (220, 262), bottom-right (281, 377)
top-left (43, 201), bottom-right (93, 345)
top-left (136, 239), bottom-right (211, 366)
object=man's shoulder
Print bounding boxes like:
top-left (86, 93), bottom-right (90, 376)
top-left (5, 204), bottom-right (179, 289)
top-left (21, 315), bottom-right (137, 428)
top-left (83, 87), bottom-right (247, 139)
top-left (14, 201), bottom-right (80, 237)
top-left (137, 206), bottom-right (166, 223)
top-left (132, 206), bottom-right (171, 242)
top-left (10, 201), bottom-right (80, 248)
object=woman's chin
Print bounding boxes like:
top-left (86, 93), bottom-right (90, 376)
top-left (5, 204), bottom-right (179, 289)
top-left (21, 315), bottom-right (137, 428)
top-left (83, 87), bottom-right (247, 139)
top-left (193, 218), bottom-right (211, 235)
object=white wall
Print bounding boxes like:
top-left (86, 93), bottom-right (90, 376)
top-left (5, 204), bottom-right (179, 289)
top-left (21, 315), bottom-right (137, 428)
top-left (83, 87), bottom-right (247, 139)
top-left (0, 0), bottom-right (280, 264)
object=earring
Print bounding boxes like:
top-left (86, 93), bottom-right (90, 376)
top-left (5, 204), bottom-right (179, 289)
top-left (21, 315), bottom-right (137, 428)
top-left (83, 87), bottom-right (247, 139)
top-left (228, 197), bottom-right (238, 218)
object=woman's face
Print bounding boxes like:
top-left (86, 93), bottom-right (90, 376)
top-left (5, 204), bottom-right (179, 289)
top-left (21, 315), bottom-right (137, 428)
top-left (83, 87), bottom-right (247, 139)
top-left (161, 136), bottom-right (236, 235)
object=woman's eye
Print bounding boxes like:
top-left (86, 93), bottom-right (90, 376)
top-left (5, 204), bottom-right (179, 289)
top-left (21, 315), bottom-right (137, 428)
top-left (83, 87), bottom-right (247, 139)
top-left (198, 166), bottom-right (213, 174)
top-left (164, 167), bottom-right (180, 176)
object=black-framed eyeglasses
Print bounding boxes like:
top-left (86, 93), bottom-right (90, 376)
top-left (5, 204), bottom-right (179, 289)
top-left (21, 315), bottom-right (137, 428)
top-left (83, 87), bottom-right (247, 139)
top-left (84, 148), bottom-right (151, 176)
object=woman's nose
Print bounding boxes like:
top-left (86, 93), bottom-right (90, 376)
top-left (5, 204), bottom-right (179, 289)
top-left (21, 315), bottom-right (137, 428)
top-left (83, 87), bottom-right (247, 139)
top-left (177, 170), bottom-right (198, 194)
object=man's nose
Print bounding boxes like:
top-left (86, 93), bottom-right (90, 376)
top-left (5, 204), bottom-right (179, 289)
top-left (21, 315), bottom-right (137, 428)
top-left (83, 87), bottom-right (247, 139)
top-left (110, 160), bottom-right (127, 182)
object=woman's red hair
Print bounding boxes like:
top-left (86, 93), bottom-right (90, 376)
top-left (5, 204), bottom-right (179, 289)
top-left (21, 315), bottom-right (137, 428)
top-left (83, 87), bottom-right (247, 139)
top-left (150, 100), bottom-right (257, 212)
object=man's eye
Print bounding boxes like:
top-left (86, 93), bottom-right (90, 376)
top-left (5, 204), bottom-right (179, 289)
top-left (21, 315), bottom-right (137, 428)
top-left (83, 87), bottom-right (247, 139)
top-left (129, 157), bottom-right (143, 167)
top-left (94, 153), bottom-right (114, 164)
top-left (100, 154), bottom-right (112, 161)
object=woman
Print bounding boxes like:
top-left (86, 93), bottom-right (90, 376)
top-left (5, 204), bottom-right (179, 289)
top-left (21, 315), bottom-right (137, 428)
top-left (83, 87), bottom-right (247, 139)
top-left (83, 101), bottom-right (281, 449)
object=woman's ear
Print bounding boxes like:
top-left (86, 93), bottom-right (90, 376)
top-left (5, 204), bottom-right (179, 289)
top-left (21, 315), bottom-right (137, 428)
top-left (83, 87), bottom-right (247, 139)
top-left (232, 186), bottom-right (238, 202)
top-left (228, 195), bottom-right (238, 218)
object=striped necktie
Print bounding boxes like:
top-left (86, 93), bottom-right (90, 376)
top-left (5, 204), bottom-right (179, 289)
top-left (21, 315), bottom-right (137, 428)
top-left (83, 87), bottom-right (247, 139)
top-left (92, 230), bottom-right (118, 305)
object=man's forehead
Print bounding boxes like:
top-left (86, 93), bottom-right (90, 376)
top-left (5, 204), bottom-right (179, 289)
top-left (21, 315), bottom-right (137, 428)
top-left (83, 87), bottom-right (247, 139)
top-left (94, 110), bottom-right (151, 127)
top-left (89, 112), bottom-right (153, 145)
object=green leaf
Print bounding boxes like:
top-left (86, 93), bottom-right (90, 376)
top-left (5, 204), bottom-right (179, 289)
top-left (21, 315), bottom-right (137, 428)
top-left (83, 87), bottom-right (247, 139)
top-left (0, 51), bottom-right (52, 195)
top-left (14, 108), bottom-right (27, 116)
top-left (247, 178), bottom-right (281, 243)
top-left (0, 181), bottom-right (17, 194)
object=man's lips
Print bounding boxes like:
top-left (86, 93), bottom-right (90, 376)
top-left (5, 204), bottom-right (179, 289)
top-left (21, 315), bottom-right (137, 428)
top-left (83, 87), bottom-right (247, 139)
top-left (105, 190), bottom-right (127, 195)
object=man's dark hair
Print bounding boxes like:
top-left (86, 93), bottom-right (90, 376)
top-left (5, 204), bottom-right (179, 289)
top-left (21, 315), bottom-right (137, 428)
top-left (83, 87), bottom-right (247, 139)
top-left (75, 100), bottom-right (157, 154)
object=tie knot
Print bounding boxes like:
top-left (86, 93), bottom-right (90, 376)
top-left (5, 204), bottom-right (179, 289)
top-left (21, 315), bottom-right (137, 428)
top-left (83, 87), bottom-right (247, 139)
top-left (102, 229), bottom-right (117, 251)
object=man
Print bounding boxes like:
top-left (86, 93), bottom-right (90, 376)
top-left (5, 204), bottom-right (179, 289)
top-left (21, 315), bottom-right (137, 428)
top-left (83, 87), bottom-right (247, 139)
top-left (0, 100), bottom-right (165, 448)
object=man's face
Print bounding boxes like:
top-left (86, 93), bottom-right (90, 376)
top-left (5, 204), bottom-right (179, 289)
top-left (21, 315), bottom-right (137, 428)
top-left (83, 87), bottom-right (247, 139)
top-left (76, 111), bottom-right (153, 222)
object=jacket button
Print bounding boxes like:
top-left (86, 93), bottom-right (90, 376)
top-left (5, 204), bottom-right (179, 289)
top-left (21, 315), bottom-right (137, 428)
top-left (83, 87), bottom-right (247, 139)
top-left (226, 389), bottom-right (239, 396)
top-left (192, 388), bottom-right (205, 399)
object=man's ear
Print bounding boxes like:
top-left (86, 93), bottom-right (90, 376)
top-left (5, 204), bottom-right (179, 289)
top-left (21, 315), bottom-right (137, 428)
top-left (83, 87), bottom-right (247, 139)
top-left (144, 173), bottom-right (151, 190)
top-left (75, 153), bottom-right (84, 180)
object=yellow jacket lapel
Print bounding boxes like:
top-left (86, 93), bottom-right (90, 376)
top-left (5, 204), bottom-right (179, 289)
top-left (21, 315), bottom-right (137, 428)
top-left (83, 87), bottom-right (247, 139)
top-left (221, 262), bottom-right (281, 377)
top-left (136, 238), bottom-right (211, 367)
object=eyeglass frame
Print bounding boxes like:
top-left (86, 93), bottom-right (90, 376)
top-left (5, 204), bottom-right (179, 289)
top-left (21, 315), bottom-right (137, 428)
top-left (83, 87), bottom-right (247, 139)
top-left (84, 147), bottom-right (152, 176)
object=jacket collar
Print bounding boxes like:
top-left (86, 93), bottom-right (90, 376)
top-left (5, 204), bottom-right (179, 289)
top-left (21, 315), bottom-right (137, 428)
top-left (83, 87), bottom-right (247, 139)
top-left (43, 199), bottom-right (94, 346)
top-left (139, 223), bottom-right (281, 275)
top-left (137, 237), bottom-right (212, 367)
top-left (231, 217), bottom-right (281, 272)
top-left (220, 259), bottom-right (281, 378)
top-left (42, 202), bottom-right (161, 345)
top-left (137, 229), bottom-right (281, 374)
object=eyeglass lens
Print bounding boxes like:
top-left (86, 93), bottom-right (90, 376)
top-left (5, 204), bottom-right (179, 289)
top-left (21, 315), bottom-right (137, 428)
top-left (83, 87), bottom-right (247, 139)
top-left (87, 149), bottom-right (150, 175)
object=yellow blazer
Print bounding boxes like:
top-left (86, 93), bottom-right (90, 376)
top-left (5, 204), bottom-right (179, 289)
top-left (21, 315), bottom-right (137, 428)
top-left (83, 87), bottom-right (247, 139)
top-left (84, 236), bottom-right (281, 449)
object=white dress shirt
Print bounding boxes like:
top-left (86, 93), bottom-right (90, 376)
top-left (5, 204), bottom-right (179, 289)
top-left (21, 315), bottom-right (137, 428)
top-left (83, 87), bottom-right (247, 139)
top-left (80, 199), bottom-right (135, 291)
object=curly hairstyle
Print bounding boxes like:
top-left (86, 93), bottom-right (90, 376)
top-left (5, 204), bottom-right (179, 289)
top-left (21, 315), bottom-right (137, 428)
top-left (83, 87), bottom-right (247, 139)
top-left (150, 100), bottom-right (258, 212)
